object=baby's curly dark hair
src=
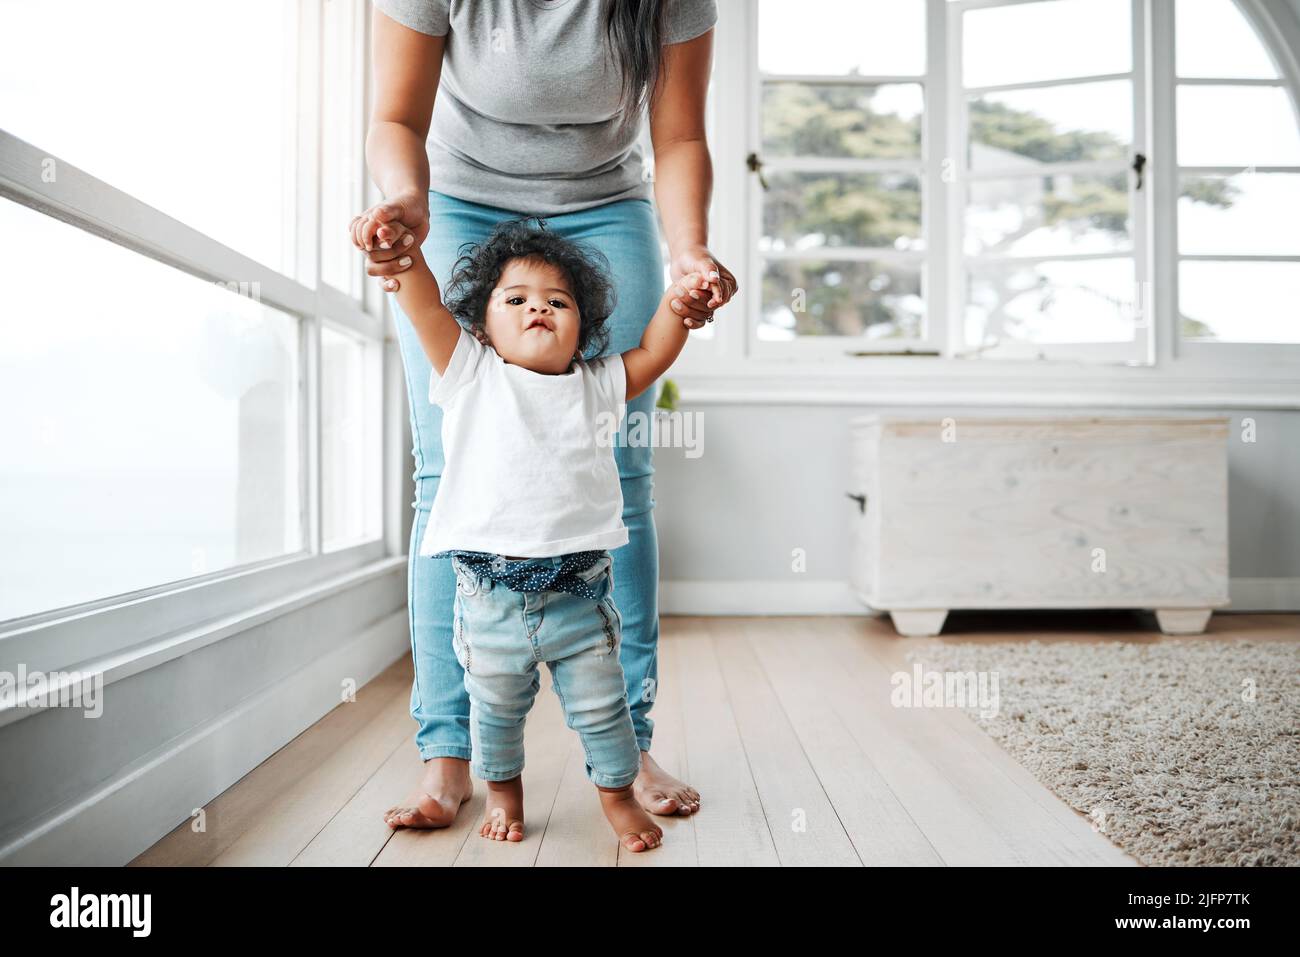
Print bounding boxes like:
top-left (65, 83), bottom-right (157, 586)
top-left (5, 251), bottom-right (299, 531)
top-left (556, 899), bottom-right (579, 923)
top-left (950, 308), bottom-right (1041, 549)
top-left (442, 217), bottom-right (617, 361)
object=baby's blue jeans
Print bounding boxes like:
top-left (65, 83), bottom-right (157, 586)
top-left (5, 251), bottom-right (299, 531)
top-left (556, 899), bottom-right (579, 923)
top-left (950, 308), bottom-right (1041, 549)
top-left (450, 551), bottom-right (641, 789)
top-left (390, 188), bottom-right (664, 763)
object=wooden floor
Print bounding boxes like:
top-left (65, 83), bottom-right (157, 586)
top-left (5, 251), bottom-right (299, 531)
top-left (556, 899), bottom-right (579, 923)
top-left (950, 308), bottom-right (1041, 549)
top-left (131, 612), bottom-right (1298, 867)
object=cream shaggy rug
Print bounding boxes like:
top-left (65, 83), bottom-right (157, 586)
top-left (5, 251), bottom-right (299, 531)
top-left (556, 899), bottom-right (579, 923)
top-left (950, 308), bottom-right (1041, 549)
top-left (902, 637), bottom-right (1299, 866)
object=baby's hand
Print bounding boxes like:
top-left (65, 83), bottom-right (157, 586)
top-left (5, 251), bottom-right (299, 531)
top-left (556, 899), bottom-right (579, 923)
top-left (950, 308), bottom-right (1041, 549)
top-left (665, 271), bottom-right (715, 328)
top-left (349, 201), bottom-right (424, 292)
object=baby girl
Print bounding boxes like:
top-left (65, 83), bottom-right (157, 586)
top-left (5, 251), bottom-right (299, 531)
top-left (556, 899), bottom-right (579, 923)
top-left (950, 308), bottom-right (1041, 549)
top-left (388, 217), bottom-right (708, 852)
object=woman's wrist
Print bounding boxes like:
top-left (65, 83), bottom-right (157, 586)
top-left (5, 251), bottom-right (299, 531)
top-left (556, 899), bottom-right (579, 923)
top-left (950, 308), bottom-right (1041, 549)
top-left (385, 187), bottom-right (428, 222)
top-left (669, 238), bottom-right (709, 262)
top-left (668, 242), bottom-right (714, 282)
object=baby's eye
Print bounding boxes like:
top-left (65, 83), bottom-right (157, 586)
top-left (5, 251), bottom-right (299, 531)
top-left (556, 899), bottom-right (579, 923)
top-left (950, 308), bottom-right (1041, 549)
top-left (506, 296), bottom-right (525, 305)
top-left (549, 299), bottom-right (569, 309)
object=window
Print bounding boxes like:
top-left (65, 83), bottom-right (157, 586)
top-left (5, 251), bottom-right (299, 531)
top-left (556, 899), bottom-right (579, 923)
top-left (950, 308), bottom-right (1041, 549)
top-left (956, 0), bottom-right (1145, 361)
top-left (0, 0), bottom-right (388, 644)
top-left (0, 200), bottom-right (302, 622)
top-left (0, 0), bottom-right (297, 274)
top-left (322, 0), bottom-right (369, 297)
top-left (1174, 0), bottom-right (1300, 344)
top-left (321, 323), bottom-right (383, 551)
top-left (753, 0), bottom-right (929, 355)
top-left (735, 0), bottom-right (1300, 367)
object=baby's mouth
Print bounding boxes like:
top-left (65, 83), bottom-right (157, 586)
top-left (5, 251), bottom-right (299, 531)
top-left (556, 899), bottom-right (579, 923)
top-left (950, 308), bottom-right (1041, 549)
top-left (525, 318), bottom-right (553, 332)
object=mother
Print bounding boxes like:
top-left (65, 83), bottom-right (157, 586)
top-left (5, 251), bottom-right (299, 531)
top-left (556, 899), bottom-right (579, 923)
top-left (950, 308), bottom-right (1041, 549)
top-left (353, 0), bottom-right (737, 827)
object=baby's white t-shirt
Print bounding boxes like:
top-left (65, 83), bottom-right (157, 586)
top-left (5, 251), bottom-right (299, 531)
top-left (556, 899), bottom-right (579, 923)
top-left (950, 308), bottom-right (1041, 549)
top-left (417, 326), bottom-right (629, 558)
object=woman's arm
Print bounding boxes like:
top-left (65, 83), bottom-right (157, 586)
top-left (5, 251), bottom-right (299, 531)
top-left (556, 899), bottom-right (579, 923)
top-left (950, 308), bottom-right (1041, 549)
top-left (647, 27), bottom-right (738, 324)
top-left (390, 248), bottom-right (462, 376)
top-left (355, 8), bottom-right (445, 281)
top-left (623, 272), bottom-right (711, 401)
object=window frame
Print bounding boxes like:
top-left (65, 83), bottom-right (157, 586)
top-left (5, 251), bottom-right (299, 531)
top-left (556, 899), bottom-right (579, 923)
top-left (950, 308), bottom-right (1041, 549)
top-left (0, 0), bottom-right (399, 676)
top-left (673, 0), bottom-right (1300, 397)
top-left (748, 0), bottom-right (936, 358)
top-left (948, 0), bottom-right (1152, 364)
top-left (1166, 0), bottom-right (1300, 361)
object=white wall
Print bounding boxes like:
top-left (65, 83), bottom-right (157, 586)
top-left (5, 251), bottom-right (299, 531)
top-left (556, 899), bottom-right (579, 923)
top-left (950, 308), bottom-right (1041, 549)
top-left (653, 406), bottom-right (1300, 613)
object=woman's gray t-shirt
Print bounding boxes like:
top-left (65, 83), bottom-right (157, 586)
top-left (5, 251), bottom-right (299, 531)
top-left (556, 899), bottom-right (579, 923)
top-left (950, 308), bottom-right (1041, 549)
top-left (373, 0), bottom-right (718, 215)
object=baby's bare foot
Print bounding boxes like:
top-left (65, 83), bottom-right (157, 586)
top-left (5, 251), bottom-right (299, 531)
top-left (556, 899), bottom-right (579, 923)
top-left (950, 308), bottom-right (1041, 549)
top-left (598, 785), bottom-right (664, 852)
top-left (633, 750), bottom-right (701, 816)
top-left (481, 777), bottom-right (526, 842)
top-left (383, 757), bottom-right (473, 829)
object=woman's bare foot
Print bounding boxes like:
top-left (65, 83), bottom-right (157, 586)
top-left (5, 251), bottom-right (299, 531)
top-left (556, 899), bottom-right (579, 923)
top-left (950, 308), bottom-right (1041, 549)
top-left (598, 785), bottom-right (664, 852)
top-left (480, 777), bottom-right (526, 842)
top-left (382, 757), bottom-right (474, 829)
top-left (633, 750), bottom-right (701, 816)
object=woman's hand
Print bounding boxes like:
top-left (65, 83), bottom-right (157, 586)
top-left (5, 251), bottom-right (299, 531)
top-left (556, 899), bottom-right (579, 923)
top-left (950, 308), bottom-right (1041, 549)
top-left (669, 246), bottom-right (738, 329)
top-left (349, 190), bottom-right (430, 292)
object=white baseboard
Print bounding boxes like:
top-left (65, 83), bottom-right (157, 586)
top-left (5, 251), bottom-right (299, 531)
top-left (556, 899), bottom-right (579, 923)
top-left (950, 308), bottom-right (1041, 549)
top-left (660, 579), bottom-right (866, 615)
top-left (0, 611), bottom-right (410, 866)
top-left (1227, 578), bottom-right (1300, 612)
top-left (660, 578), bottom-right (1300, 615)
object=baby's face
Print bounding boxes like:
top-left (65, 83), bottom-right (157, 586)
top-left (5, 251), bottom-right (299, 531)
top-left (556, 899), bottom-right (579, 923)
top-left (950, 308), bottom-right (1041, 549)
top-left (483, 258), bottom-right (582, 374)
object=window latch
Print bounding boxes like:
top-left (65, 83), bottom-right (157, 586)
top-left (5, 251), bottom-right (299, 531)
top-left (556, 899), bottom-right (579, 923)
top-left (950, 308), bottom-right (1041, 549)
top-left (1132, 152), bottom-right (1147, 190)
top-left (746, 152), bottom-right (770, 191)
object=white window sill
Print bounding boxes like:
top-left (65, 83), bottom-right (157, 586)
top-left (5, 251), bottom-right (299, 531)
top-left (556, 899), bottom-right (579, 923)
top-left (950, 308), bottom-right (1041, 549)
top-left (666, 354), bottom-right (1300, 409)
top-left (0, 554), bottom-right (408, 731)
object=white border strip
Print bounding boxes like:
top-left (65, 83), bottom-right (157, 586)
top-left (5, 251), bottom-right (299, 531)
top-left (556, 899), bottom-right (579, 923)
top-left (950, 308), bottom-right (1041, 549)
top-left (661, 577), bottom-right (1300, 615)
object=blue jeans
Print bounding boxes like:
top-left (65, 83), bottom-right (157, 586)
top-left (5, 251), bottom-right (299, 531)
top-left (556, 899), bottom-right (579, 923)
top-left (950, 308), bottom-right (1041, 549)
top-left (451, 551), bottom-right (641, 789)
top-left (391, 188), bottom-right (664, 762)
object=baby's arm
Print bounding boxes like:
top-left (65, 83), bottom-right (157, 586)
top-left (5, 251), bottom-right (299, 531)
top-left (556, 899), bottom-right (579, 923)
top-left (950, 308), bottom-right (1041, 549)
top-left (622, 271), bottom-right (711, 401)
top-left (389, 248), bottom-right (462, 376)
